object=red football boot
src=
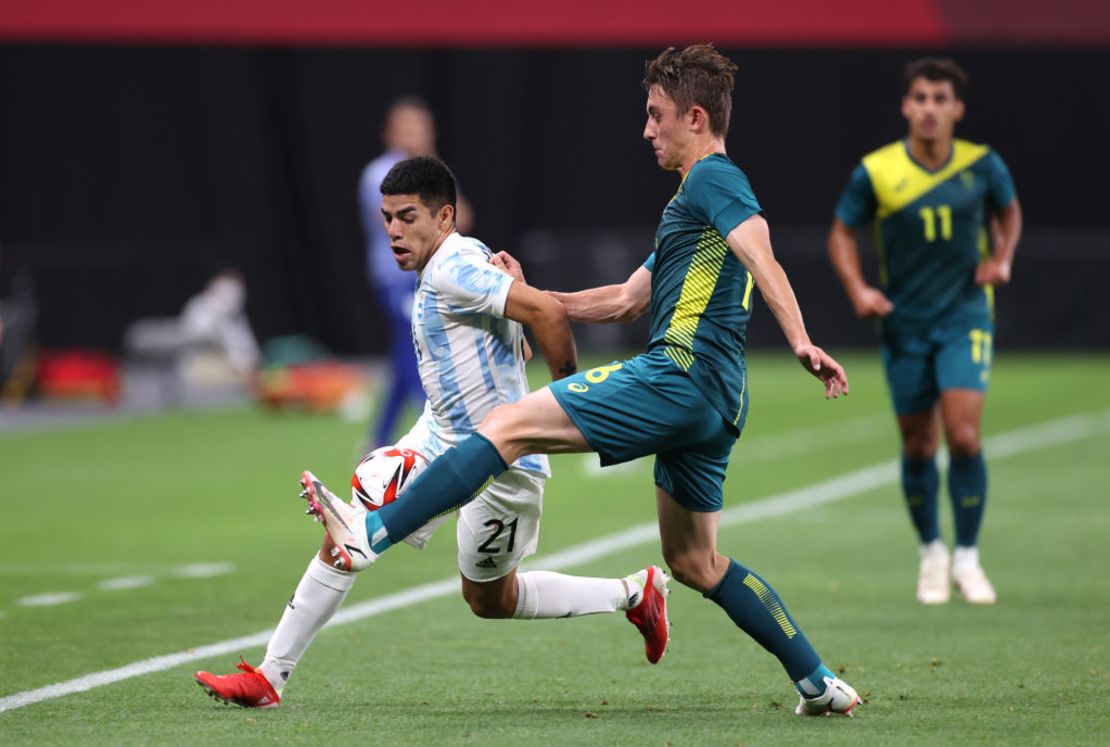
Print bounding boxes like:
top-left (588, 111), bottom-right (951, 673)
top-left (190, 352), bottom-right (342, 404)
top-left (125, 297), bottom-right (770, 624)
top-left (195, 658), bottom-right (281, 708)
top-left (625, 565), bottom-right (671, 664)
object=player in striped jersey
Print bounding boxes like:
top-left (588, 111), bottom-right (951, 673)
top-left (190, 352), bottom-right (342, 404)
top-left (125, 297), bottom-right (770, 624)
top-left (195, 157), bottom-right (669, 708)
top-left (305, 46), bottom-right (860, 717)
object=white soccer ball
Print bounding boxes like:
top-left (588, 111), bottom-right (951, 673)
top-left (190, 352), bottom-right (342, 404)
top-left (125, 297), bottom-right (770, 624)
top-left (350, 446), bottom-right (430, 510)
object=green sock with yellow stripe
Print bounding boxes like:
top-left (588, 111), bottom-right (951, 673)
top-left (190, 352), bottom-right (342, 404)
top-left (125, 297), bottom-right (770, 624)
top-left (704, 559), bottom-right (823, 688)
top-left (949, 452), bottom-right (987, 547)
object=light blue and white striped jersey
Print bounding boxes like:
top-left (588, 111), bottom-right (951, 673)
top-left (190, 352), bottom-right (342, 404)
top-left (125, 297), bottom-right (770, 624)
top-left (407, 233), bottom-right (550, 478)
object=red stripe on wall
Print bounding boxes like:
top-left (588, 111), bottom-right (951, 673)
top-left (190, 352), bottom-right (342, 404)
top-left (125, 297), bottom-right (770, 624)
top-left (936, 0), bottom-right (1110, 45)
top-left (0, 0), bottom-right (947, 47)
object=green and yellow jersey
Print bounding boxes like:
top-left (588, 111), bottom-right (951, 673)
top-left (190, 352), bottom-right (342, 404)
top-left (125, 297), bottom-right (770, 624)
top-left (835, 139), bottom-right (1016, 327)
top-left (645, 153), bottom-right (761, 429)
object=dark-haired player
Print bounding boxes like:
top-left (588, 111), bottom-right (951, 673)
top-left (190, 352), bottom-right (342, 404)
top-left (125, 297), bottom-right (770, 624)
top-left (828, 58), bottom-right (1022, 605)
top-left (195, 157), bottom-right (668, 708)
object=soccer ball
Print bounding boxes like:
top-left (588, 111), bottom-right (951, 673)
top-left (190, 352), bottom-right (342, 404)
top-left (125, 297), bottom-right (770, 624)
top-left (350, 446), bottom-right (429, 510)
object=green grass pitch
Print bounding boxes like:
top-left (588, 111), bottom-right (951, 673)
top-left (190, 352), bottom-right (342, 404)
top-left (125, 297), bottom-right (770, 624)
top-left (1, 352), bottom-right (1108, 745)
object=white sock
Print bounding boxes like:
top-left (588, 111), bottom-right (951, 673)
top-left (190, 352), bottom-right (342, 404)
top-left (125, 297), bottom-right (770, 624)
top-left (952, 545), bottom-right (980, 571)
top-left (512, 570), bottom-right (635, 620)
top-left (259, 556), bottom-right (356, 692)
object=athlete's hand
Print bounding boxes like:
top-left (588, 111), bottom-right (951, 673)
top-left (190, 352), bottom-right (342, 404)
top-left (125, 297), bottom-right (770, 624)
top-left (849, 285), bottom-right (894, 318)
top-left (975, 257), bottom-right (1012, 286)
top-left (794, 344), bottom-right (849, 399)
top-left (490, 251), bottom-right (527, 285)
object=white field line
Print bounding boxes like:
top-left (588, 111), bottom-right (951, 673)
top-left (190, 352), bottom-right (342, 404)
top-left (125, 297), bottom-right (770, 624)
top-left (2, 408), bottom-right (1108, 715)
top-left (0, 564), bottom-right (236, 617)
top-left (0, 562), bottom-right (236, 577)
top-left (97, 576), bottom-right (155, 591)
top-left (15, 592), bottom-right (83, 608)
top-left (171, 563), bottom-right (236, 579)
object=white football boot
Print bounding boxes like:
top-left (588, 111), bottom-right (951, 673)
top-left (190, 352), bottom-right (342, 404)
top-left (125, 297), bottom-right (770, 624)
top-left (795, 676), bottom-right (861, 717)
top-left (300, 470), bottom-right (377, 572)
top-left (952, 546), bottom-right (997, 605)
top-left (917, 539), bottom-right (951, 604)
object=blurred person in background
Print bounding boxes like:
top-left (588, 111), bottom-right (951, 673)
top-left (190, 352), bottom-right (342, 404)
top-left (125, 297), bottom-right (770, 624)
top-left (178, 269), bottom-right (260, 379)
top-left (123, 269), bottom-right (260, 395)
top-left (828, 58), bottom-right (1022, 606)
top-left (0, 253), bottom-right (40, 402)
top-left (358, 96), bottom-right (473, 449)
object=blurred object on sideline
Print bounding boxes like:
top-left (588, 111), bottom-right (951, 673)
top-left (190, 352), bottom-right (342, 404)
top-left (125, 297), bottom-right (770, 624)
top-left (255, 334), bottom-right (365, 413)
top-left (122, 270), bottom-right (260, 406)
top-left (35, 349), bottom-right (120, 403)
top-left (0, 269), bottom-right (38, 405)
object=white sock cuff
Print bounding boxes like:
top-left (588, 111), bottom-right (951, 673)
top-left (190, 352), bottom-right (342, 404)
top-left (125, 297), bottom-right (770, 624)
top-left (952, 545), bottom-right (980, 567)
top-left (307, 555), bottom-right (357, 592)
top-left (513, 573), bottom-right (540, 620)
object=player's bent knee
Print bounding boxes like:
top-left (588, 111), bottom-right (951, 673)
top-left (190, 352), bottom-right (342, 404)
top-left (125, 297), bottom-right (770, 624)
top-left (461, 583), bottom-right (515, 619)
top-left (903, 442), bottom-right (935, 460)
top-left (946, 425), bottom-right (980, 457)
top-left (663, 551), bottom-right (719, 593)
top-left (465, 597), bottom-right (512, 619)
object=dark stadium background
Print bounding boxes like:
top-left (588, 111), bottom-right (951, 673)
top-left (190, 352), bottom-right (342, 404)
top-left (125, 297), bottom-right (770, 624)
top-left (1, 1), bottom-right (1107, 358)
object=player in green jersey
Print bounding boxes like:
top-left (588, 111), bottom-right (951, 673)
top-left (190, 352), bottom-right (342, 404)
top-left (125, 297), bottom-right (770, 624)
top-left (828, 58), bottom-right (1022, 606)
top-left (304, 44), bottom-right (859, 717)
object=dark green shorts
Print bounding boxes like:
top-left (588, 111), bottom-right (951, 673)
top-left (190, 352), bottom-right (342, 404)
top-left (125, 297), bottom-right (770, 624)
top-left (881, 316), bottom-right (994, 416)
top-left (548, 349), bottom-right (743, 512)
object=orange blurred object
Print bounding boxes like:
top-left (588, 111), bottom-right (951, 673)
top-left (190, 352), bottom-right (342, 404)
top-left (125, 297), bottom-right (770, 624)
top-left (255, 362), bottom-right (360, 412)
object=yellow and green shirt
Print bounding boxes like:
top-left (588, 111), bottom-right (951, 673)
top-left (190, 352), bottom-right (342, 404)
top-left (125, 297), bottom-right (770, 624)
top-left (645, 153), bottom-right (761, 429)
top-left (835, 139), bottom-right (1016, 326)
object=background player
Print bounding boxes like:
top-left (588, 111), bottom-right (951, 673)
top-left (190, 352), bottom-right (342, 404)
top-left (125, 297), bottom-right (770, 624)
top-left (305, 46), bottom-right (860, 718)
top-left (196, 157), bottom-right (668, 708)
top-left (827, 58), bottom-right (1022, 605)
top-left (358, 97), bottom-right (473, 449)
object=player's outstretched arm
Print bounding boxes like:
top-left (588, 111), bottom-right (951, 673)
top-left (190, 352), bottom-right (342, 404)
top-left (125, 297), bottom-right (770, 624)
top-left (503, 280), bottom-right (578, 380)
top-left (491, 250), bottom-right (651, 324)
top-left (976, 198), bottom-right (1022, 286)
top-left (547, 267), bottom-right (652, 324)
top-left (827, 219), bottom-right (893, 318)
top-left (728, 215), bottom-right (848, 399)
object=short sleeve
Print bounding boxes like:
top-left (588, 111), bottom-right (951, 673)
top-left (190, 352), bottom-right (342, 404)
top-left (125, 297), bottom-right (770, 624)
top-left (432, 242), bottom-right (514, 318)
top-left (984, 150), bottom-right (1016, 212)
top-left (686, 157), bottom-right (763, 237)
top-left (834, 164), bottom-right (877, 229)
top-left (642, 252), bottom-right (656, 272)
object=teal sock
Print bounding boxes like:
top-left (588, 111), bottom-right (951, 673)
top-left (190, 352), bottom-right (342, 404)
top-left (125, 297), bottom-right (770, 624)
top-left (795, 663), bottom-right (837, 697)
top-left (948, 452), bottom-right (987, 547)
top-left (901, 453), bottom-right (940, 543)
top-left (704, 559), bottom-right (822, 682)
top-left (368, 434), bottom-right (508, 554)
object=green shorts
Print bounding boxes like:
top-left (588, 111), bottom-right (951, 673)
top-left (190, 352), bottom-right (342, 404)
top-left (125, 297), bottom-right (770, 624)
top-left (881, 316), bottom-right (994, 416)
top-left (548, 349), bottom-right (744, 512)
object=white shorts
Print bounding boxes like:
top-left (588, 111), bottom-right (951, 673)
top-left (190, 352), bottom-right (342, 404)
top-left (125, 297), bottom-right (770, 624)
top-left (374, 467), bottom-right (544, 583)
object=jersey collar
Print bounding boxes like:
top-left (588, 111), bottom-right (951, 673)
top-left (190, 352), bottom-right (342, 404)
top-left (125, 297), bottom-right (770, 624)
top-left (902, 138), bottom-right (954, 175)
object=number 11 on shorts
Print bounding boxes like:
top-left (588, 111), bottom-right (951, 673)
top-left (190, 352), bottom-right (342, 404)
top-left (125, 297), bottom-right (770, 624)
top-left (969, 329), bottom-right (992, 365)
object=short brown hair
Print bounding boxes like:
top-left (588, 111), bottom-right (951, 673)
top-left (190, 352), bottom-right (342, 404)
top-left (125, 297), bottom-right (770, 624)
top-left (903, 58), bottom-right (969, 101)
top-left (643, 44), bottom-right (738, 137)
